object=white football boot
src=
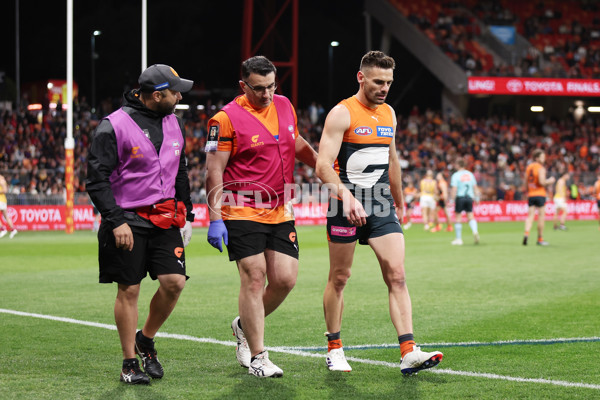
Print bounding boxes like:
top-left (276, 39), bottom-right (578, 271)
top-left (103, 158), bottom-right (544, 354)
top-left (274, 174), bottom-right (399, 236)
top-left (326, 348), bottom-right (352, 371)
top-left (400, 346), bottom-right (443, 375)
top-left (231, 316), bottom-right (251, 368)
top-left (451, 238), bottom-right (463, 245)
top-left (248, 351), bottom-right (283, 378)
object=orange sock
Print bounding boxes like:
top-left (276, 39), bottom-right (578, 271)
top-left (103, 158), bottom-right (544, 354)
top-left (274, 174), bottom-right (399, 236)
top-left (399, 333), bottom-right (416, 358)
top-left (327, 339), bottom-right (342, 352)
top-left (326, 331), bottom-right (343, 351)
top-left (400, 340), bottom-right (415, 358)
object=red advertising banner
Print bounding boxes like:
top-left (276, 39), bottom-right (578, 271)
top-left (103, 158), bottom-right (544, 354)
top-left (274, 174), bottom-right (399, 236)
top-left (468, 77), bottom-right (600, 96)
top-left (404, 200), bottom-right (599, 223)
top-left (2, 201), bottom-right (597, 231)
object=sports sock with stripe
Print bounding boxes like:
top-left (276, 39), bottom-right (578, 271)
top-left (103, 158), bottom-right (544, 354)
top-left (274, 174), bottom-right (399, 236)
top-left (398, 333), bottom-right (415, 359)
top-left (326, 331), bottom-right (343, 351)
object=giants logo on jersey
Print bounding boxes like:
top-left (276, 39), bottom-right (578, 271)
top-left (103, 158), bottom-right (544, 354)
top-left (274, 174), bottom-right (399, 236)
top-left (346, 147), bottom-right (389, 188)
top-left (354, 126), bottom-right (373, 136)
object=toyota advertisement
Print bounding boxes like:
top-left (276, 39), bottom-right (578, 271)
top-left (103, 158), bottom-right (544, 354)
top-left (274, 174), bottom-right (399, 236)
top-left (468, 77), bottom-right (600, 96)
top-left (2, 202), bottom-right (598, 231)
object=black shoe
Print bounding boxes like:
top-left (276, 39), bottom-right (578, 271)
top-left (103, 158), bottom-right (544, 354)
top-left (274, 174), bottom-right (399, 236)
top-left (135, 331), bottom-right (164, 379)
top-left (120, 359), bottom-right (151, 385)
top-left (522, 236), bottom-right (528, 246)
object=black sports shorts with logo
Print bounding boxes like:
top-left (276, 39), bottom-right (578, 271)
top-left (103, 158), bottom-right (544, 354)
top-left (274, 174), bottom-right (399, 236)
top-left (454, 196), bottom-right (474, 213)
top-left (326, 197), bottom-right (403, 245)
top-left (528, 196), bottom-right (546, 208)
top-left (224, 220), bottom-right (299, 261)
top-left (98, 221), bottom-right (187, 285)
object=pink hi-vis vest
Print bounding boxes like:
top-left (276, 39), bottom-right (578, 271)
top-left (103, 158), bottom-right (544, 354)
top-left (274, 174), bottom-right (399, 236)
top-left (106, 109), bottom-right (183, 209)
top-left (222, 95), bottom-right (296, 209)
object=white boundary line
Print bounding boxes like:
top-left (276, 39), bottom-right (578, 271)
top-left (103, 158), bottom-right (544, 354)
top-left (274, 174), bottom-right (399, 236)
top-left (278, 336), bottom-right (600, 351)
top-left (1, 308), bottom-right (599, 391)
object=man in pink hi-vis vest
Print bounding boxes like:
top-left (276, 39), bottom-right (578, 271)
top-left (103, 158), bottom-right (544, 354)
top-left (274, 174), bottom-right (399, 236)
top-left (87, 64), bottom-right (195, 385)
top-left (205, 56), bottom-right (317, 378)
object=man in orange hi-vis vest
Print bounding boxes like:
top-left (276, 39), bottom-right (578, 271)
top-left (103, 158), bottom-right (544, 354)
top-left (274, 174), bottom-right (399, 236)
top-left (316, 50), bottom-right (442, 375)
top-left (205, 56), bottom-right (317, 378)
top-left (523, 150), bottom-right (555, 246)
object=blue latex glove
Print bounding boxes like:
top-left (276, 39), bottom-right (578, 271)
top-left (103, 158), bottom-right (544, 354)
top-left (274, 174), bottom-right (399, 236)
top-left (207, 219), bottom-right (228, 252)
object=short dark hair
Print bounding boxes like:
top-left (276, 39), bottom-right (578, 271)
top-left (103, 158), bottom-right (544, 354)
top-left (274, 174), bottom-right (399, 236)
top-left (241, 56), bottom-right (277, 80)
top-left (532, 149), bottom-right (544, 160)
top-left (456, 157), bottom-right (466, 168)
top-left (360, 51), bottom-right (395, 71)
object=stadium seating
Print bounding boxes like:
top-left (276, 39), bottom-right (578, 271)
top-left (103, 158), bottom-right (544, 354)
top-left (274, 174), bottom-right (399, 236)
top-left (1, 99), bottom-right (599, 203)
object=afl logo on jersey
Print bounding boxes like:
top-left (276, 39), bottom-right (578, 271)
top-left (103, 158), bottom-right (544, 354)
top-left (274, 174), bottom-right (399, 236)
top-left (354, 126), bottom-right (373, 136)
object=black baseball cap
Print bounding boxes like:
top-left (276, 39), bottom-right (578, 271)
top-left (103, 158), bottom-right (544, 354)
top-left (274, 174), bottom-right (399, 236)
top-left (138, 64), bottom-right (194, 93)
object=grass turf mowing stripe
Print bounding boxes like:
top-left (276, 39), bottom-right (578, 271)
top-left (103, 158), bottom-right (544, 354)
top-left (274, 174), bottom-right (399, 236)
top-left (2, 308), bottom-right (600, 391)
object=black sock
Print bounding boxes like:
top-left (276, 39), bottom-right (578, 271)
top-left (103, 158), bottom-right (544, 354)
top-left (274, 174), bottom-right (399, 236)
top-left (251, 350), bottom-right (265, 363)
top-left (136, 330), bottom-right (154, 346)
top-left (398, 333), bottom-right (414, 344)
top-left (123, 358), bottom-right (138, 368)
top-left (238, 319), bottom-right (243, 330)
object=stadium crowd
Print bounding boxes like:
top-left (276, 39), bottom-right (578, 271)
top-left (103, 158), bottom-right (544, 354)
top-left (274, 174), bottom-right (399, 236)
top-left (393, 0), bottom-right (600, 79)
top-left (0, 97), bottom-right (599, 204)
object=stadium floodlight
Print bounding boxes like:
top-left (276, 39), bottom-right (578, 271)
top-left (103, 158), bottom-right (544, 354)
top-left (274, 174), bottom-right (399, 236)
top-left (530, 106), bottom-right (544, 112)
top-left (91, 30), bottom-right (102, 114)
top-left (587, 106), bottom-right (600, 112)
top-left (328, 41), bottom-right (340, 107)
top-left (175, 104), bottom-right (190, 110)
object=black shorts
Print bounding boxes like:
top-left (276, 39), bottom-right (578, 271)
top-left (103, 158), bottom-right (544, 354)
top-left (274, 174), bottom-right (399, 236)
top-left (455, 196), bottom-right (473, 213)
top-left (528, 196), bottom-right (546, 208)
top-left (437, 199), bottom-right (446, 208)
top-left (224, 220), bottom-right (299, 262)
top-left (597, 200), bottom-right (600, 209)
top-left (327, 198), bottom-right (402, 245)
top-left (98, 223), bottom-right (187, 285)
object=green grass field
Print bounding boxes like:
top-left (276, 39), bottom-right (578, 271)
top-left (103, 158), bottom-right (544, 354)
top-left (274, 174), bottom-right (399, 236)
top-left (1, 221), bottom-right (599, 399)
